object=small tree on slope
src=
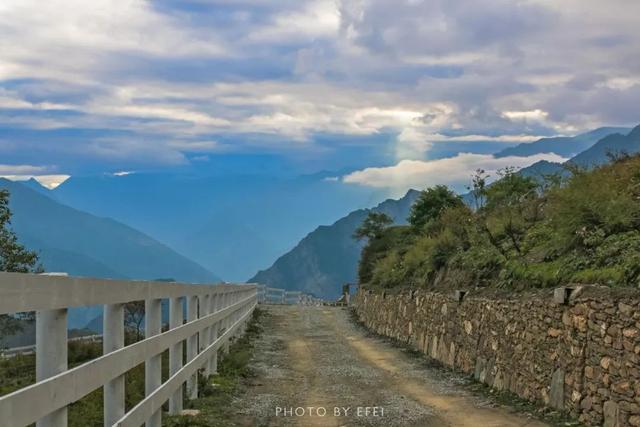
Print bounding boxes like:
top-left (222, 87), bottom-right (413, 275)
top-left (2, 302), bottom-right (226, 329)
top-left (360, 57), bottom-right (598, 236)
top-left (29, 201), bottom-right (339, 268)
top-left (353, 212), bottom-right (393, 241)
top-left (0, 189), bottom-right (41, 337)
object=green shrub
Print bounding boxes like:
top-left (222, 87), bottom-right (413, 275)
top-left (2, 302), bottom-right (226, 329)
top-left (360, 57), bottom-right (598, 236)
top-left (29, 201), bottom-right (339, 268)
top-left (356, 154), bottom-right (640, 290)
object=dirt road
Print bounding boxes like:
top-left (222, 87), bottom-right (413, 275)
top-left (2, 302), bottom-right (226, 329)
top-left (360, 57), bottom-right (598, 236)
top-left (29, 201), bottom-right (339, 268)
top-left (233, 305), bottom-right (549, 426)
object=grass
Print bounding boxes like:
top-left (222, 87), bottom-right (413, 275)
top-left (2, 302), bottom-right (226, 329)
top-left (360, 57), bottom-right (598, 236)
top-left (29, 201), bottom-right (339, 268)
top-left (0, 353), bottom-right (35, 396)
top-left (164, 307), bottom-right (265, 427)
top-left (466, 382), bottom-right (583, 427)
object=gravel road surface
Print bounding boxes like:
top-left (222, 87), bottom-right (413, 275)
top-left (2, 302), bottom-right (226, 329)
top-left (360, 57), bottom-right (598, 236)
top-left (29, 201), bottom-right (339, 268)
top-left (232, 305), bottom-right (549, 427)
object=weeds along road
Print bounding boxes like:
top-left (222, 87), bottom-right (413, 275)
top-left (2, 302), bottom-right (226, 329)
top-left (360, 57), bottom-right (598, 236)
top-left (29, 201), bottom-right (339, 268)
top-left (234, 305), bottom-right (549, 427)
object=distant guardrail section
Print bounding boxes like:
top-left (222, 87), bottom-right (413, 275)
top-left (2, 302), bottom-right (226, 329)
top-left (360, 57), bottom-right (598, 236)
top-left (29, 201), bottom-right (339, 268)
top-left (255, 284), bottom-right (322, 305)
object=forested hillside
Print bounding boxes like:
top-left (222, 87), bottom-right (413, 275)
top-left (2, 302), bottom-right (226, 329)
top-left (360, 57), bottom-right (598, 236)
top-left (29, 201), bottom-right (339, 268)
top-left (359, 152), bottom-right (640, 290)
top-left (250, 190), bottom-right (419, 298)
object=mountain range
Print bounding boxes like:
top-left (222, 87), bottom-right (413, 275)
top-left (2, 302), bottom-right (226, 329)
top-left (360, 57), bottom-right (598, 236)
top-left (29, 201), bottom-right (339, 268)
top-left (3, 123), bottom-right (639, 305)
top-left (251, 124), bottom-right (640, 298)
top-left (50, 172), bottom-right (385, 281)
top-left (494, 127), bottom-right (630, 158)
top-left (518, 125), bottom-right (639, 179)
top-left (250, 190), bottom-right (420, 298)
top-left (0, 178), bottom-right (218, 284)
top-left (0, 178), bottom-right (224, 329)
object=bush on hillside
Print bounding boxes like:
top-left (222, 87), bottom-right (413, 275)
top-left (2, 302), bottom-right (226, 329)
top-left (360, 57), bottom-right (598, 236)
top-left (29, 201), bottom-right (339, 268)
top-left (357, 155), bottom-right (640, 289)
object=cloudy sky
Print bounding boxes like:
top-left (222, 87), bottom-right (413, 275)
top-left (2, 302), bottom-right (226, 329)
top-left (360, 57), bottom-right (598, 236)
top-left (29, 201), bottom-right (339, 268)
top-left (1, 0), bottom-right (639, 189)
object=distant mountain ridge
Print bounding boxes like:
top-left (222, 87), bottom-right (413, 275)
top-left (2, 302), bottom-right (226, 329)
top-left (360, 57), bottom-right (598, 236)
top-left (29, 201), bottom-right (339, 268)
top-left (570, 125), bottom-right (640, 167)
top-left (516, 124), bottom-right (640, 179)
top-left (495, 127), bottom-right (630, 158)
top-left (52, 173), bottom-right (385, 281)
top-left (22, 178), bottom-right (56, 197)
top-left (0, 178), bottom-right (219, 284)
top-left (252, 124), bottom-right (640, 299)
top-left (249, 190), bottom-right (419, 298)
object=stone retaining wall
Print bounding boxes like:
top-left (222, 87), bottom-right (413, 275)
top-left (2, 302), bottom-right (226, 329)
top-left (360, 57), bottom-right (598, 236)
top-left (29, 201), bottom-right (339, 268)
top-left (353, 286), bottom-right (640, 426)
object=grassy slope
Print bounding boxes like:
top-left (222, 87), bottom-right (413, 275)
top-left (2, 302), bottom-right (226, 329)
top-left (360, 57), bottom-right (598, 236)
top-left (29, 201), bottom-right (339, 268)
top-left (360, 153), bottom-right (640, 291)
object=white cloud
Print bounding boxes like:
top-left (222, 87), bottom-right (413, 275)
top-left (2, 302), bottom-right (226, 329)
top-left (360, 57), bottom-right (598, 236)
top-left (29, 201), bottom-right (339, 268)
top-left (34, 175), bottom-right (71, 189)
top-left (603, 77), bottom-right (640, 91)
top-left (0, 0), bottom-right (226, 82)
top-left (0, 92), bottom-right (74, 111)
top-left (342, 152), bottom-right (567, 196)
top-left (0, 0), bottom-right (639, 171)
top-left (429, 134), bottom-right (542, 143)
top-left (0, 164), bottom-right (47, 175)
top-left (502, 109), bottom-right (549, 122)
top-left (246, 0), bottom-right (339, 42)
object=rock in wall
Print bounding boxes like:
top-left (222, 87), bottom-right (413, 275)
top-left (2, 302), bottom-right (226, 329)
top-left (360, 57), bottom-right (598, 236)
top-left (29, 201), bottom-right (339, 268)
top-left (353, 286), bottom-right (640, 426)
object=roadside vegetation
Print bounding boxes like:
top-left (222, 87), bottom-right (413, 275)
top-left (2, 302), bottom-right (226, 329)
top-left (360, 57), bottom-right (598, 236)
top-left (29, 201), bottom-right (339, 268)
top-left (356, 154), bottom-right (640, 290)
top-left (165, 308), bottom-right (264, 427)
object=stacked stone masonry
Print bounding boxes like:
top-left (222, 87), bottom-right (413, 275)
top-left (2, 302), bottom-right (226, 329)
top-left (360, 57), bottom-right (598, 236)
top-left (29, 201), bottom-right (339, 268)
top-left (353, 286), bottom-right (640, 427)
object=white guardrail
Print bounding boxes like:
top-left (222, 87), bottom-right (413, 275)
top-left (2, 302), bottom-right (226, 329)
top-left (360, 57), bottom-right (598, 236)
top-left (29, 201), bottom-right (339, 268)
top-left (0, 272), bottom-right (257, 427)
top-left (255, 285), bottom-right (322, 305)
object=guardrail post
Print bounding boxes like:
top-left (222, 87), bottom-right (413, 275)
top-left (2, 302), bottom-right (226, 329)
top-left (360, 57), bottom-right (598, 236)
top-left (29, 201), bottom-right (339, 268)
top-left (219, 292), bottom-right (226, 355)
top-left (222, 292), bottom-right (231, 354)
top-left (230, 294), bottom-right (235, 344)
top-left (230, 292), bottom-right (236, 339)
top-left (169, 297), bottom-right (184, 414)
top-left (208, 294), bottom-right (218, 375)
top-left (235, 292), bottom-right (243, 337)
top-left (199, 294), bottom-right (211, 377)
top-left (186, 295), bottom-right (198, 400)
top-left (36, 308), bottom-right (68, 427)
top-left (103, 303), bottom-right (124, 426)
top-left (236, 292), bottom-right (243, 335)
top-left (145, 298), bottom-right (162, 427)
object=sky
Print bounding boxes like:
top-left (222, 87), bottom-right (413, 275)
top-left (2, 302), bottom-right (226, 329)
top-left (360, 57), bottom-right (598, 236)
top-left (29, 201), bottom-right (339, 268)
top-left (1, 0), bottom-right (639, 191)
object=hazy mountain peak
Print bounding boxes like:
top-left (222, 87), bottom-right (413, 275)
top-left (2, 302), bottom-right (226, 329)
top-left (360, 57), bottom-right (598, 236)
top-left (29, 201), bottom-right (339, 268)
top-left (0, 178), bottom-right (220, 284)
top-left (629, 124), bottom-right (640, 138)
top-left (249, 189), bottom-right (420, 298)
top-left (570, 123), bottom-right (640, 167)
top-left (494, 126), bottom-right (630, 158)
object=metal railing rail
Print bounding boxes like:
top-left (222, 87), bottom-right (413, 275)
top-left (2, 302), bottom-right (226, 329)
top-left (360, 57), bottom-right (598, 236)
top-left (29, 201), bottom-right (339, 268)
top-left (0, 272), bottom-right (257, 427)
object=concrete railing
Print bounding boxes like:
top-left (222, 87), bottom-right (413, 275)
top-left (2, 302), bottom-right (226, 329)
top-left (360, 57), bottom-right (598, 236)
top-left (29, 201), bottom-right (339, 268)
top-left (0, 272), bottom-right (257, 427)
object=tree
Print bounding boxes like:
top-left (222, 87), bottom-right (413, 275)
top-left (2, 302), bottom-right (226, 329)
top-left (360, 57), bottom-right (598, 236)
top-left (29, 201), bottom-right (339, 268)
top-left (408, 185), bottom-right (463, 231)
top-left (467, 169), bottom-right (489, 210)
top-left (483, 167), bottom-right (537, 211)
top-left (124, 301), bottom-right (145, 342)
top-left (0, 190), bottom-right (39, 273)
top-left (353, 212), bottom-right (393, 241)
top-left (481, 168), bottom-right (539, 256)
top-left (0, 189), bottom-right (41, 337)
